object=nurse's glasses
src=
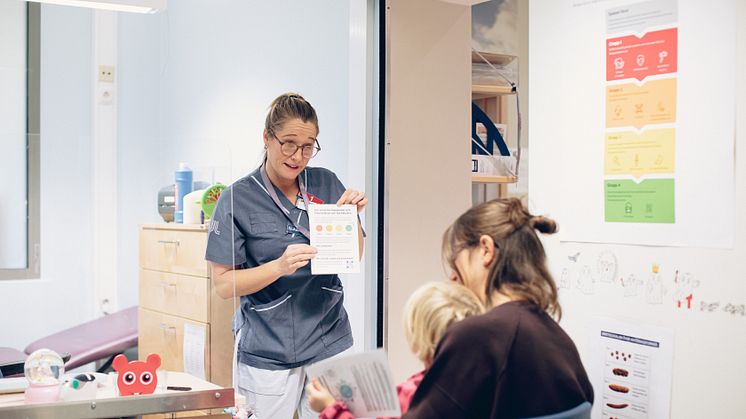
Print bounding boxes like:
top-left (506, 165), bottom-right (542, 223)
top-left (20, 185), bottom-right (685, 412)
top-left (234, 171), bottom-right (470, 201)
top-left (269, 130), bottom-right (321, 159)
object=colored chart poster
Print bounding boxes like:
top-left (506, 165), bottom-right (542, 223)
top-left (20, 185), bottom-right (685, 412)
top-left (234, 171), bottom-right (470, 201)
top-left (604, 0), bottom-right (678, 224)
top-left (530, 0), bottom-right (735, 247)
top-left (589, 318), bottom-right (674, 419)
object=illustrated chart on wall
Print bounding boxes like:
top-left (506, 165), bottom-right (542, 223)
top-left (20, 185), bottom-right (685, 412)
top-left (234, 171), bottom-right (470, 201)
top-left (590, 318), bottom-right (674, 419)
top-left (549, 0), bottom-right (736, 247)
top-left (604, 3), bottom-right (678, 224)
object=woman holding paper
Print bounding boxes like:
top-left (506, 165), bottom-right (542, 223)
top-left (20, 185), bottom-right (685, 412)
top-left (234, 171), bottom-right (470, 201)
top-left (205, 93), bottom-right (366, 419)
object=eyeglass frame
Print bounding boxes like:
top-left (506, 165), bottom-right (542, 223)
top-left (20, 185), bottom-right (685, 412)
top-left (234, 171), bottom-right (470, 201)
top-left (268, 128), bottom-right (322, 159)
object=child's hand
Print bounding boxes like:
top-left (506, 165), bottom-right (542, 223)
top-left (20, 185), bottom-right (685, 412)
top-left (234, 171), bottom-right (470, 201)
top-left (306, 379), bottom-right (337, 413)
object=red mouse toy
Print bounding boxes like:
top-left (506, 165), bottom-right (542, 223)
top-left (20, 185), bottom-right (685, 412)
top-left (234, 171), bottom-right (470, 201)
top-left (112, 353), bottom-right (161, 396)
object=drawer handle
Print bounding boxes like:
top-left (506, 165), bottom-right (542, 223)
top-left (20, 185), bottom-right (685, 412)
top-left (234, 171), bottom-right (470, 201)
top-left (157, 240), bottom-right (180, 246)
top-left (159, 323), bottom-right (177, 332)
top-left (160, 281), bottom-right (177, 288)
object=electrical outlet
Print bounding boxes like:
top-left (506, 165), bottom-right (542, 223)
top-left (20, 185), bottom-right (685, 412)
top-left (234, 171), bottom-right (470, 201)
top-left (98, 65), bottom-right (115, 83)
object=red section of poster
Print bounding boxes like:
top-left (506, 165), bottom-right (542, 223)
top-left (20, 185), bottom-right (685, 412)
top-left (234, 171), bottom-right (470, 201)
top-left (606, 28), bottom-right (677, 82)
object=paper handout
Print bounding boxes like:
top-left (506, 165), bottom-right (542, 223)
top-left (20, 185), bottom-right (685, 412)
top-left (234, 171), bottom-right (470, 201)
top-left (305, 349), bottom-right (401, 418)
top-left (308, 204), bottom-right (360, 275)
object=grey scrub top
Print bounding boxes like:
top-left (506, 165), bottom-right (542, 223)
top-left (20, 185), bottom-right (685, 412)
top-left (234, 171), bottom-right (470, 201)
top-left (205, 166), bottom-right (353, 370)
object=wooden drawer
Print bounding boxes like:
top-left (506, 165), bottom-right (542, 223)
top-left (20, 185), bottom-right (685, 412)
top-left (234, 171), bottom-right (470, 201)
top-left (140, 226), bottom-right (209, 277)
top-left (139, 308), bottom-right (211, 376)
top-left (140, 269), bottom-right (210, 323)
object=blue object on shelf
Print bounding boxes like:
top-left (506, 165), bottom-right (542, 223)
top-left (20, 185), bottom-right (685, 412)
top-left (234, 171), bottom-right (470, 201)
top-left (174, 162), bottom-right (193, 224)
top-left (472, 102), bottom-right (510, 157)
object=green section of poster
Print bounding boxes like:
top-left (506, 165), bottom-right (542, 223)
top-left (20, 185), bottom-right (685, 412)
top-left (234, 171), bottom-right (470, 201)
top-left (604, 179), bottom-right (675, 223)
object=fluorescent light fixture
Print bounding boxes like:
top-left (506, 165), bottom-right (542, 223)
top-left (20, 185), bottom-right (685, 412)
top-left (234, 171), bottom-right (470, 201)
top-left (26, 0), bottom-right (166, 14)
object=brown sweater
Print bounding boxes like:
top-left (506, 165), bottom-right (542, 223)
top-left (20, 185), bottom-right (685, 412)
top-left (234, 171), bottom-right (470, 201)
top-left (403, 301), bottom-right (593, 419)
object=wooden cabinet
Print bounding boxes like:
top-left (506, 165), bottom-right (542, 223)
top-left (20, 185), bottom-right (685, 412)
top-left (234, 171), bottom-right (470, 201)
top-left (138, 224), bottom-right (234, 387)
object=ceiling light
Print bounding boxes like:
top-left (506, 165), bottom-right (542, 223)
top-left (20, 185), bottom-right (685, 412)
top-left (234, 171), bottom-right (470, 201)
top-left (25, 0), bottom-right (166, 14)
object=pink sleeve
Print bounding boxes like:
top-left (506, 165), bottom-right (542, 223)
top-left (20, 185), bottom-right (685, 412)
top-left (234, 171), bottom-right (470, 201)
top-left (319, 401), bottom-right (355, 419)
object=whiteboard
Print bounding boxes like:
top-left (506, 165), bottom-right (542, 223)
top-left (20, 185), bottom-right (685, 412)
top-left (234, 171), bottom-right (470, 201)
top-left (529, 0), bottom-right (745, 417)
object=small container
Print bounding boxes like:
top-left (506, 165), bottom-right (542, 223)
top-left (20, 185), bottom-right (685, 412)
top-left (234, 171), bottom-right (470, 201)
top-left (174, 163), bottom-right (193, 224)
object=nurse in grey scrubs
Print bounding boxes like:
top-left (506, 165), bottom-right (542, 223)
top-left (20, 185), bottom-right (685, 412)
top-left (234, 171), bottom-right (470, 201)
top-left (205, 93), bottom-right (366, 419)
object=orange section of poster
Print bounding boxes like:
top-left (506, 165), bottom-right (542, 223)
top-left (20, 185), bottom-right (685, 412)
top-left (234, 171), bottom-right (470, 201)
top-left (606, 79), bottom-right (676, 129)
top-left (607, 28), bottom-right (677, 81)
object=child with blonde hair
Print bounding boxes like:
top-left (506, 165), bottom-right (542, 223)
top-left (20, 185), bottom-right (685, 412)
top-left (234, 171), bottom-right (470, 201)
top-left (306, 281), bottom-right (484, 419)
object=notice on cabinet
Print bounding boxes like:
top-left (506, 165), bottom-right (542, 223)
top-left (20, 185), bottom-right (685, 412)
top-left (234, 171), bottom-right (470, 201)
top-left (183, 323), bottom-right (206, 380)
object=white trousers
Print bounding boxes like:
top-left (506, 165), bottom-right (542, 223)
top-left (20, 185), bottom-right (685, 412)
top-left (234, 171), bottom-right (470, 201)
top-left (233, 329), bottom-right (353, 419)
top-left (236, 362), bottom-right (316, 419)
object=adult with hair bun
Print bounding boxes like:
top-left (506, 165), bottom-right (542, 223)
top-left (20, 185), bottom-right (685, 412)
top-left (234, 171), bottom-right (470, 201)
top-left (403, 198), bottom-right (593, 419)
top-left (205, 93), bottom-right (366, 419)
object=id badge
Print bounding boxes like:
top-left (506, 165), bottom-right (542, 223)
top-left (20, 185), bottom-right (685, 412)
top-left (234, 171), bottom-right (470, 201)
top-left (295, 196), bottom-right (307, 211)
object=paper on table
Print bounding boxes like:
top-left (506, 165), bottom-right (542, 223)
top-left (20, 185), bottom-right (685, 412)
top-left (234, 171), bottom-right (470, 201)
top-left (305, 349), bottom-right (400, 418)
top-left (308, 204), bottom-right (360, 275)
top-left (183, 323), bottom-right (206, 380)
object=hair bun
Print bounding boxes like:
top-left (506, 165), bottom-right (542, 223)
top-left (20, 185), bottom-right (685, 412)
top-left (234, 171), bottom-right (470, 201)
top-left (529, 215), bottom-right (558, 234)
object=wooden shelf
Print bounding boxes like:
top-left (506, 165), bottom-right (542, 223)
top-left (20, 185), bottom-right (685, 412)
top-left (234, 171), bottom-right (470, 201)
top-left (472, 84), bottom-right (515, 97)
top-left (471, 175), bottom-right (517, 184)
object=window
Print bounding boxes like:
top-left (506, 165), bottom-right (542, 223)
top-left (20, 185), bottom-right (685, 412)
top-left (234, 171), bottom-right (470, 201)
top-left (0, 3), bottom-right (40, 279)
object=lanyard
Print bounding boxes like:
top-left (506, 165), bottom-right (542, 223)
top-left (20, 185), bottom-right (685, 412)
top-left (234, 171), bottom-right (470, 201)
top-left (259, 164), bottom-right (312, 239)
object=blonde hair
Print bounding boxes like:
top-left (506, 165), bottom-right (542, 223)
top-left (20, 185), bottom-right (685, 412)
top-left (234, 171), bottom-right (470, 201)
top-left (403, 281), bottom-right (484, 364)
top-left (442, 198), bottom-right (561, 319)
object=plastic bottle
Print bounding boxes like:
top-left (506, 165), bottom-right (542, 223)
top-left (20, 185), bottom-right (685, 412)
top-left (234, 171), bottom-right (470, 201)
top-left (174, 162), bottom-right (193, 224)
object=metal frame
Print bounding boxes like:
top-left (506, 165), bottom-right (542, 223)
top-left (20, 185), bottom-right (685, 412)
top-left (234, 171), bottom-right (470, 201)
top-left (0, 3), bottom-right (41, 280)
top-left (0, 388), bottom-right (234, 419)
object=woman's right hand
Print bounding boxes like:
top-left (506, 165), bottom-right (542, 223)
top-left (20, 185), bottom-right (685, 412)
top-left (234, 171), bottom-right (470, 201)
top-left (275, 244), bottom-right (317, 276)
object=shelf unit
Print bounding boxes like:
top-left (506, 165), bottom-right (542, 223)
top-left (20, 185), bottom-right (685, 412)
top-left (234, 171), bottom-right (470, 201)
top-left (471, 51), bottom-right (518, 202)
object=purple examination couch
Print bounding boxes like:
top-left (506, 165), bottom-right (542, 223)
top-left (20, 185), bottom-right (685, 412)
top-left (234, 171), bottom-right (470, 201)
top-left (0, 306), bottom-right (138, 377)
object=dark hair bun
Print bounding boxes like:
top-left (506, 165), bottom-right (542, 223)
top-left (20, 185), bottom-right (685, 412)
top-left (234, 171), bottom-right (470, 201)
top-left (529, 216), bottom-right (558, 234)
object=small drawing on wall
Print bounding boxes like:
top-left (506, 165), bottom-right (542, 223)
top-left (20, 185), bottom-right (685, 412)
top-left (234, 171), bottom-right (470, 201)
top-left (723, 303), bottom-right (745, 316)
top-left (568, 252), bottom-right (581, 262)
top-left (700, 301), bottom-right (720, 312)
top-left (645, 264), bottom-right (666, 304)
top-left (577, 265), bottom-right (595, 295)
top-left (559, 268), bottom-right (572, 289)
top-left (672, 271), bottom-right (699, 309)
top-left (596, 251), bottom-right (618, 283)
top-left (621, 273), bottom-right (642, 297)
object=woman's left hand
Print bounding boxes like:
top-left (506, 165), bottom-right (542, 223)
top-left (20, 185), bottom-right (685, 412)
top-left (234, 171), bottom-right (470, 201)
top-left (337, 189), bottom-right (368, 214)
top-left (306, 379), bottom-right (337, 413)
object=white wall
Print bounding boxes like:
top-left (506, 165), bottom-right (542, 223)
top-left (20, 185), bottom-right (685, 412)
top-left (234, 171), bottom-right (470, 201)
top-left (0, 5), bottom-right (94, 350)
top-left (529, 0), bottom-right (745, 417)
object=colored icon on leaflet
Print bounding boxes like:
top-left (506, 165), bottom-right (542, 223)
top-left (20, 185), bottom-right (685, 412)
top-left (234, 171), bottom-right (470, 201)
top-left (336, 225), bottom-right (343, 232)
top-left (315, 225), bottom-right (323, 232)
top-left (345, 224), bottom-right (353, 232)
top-left (636, 54), bottom-right (645, 66)
top-left (326, 225), bottom-right (333, 232)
